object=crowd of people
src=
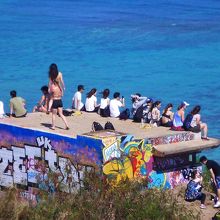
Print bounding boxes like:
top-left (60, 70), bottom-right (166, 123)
top-left (0, 63), bottom-right (209, 139)
top-left (0, 63), bottom-right (219, 210)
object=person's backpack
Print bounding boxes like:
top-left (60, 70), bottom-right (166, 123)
top-left (213, 211), bottom-right (220, 220)
top-left (183, 114), bottom-right (193, 130)
top-left (63, 109), bottom-right (74, 116)
top-left (104, 121), bottom-right (115, 130)
top-left (133, 104), bottom-right (144, 122)
top-left (92, 122), bottom-right (104, 131)
top-left (119, 108), bottom-right (130, 120)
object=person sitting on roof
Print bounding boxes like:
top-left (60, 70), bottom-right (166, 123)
top-left (172, 101), bottom-right (189, 131)
top-left (110, 92), bottom-right (126, 118)
top-left (150, 101), bottom-right (161, 127)
top-left (33, 86), bottom-right (50, 113)
top-left (9, 90), bottom-right (27, 118)
top-left (85, 88), bottom-right (100, 112)
top-left (0, 101), bottom-right (5, 119)
top-left (99, 89), bottom-right (110, 117)
top-left (131, 93), bottom-right (148, 116)
top-left (161, 103), bottom-right (174, 127)
top-left (72, 85), bottom-right (85, 111)
top-left (188, 105), bottom-right (209, 140)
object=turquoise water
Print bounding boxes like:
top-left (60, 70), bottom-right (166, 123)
top-left (0, 0), bottom-right (220, 160)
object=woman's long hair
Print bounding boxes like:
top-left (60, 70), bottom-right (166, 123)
top-left (177, 103), bottom-right (185, 110)
top-left (102, 89), bottom-right (110, 99)
top-left (49, 63), bottom-right (59, 81)
top-left (150, 100), bottom-right (161, 112)
top-left (87, 88), bottom-right (97, 98)
top-left (191, 105), bottom-right (201, 115)
top-left (164, 103), bottom-right (173, 115)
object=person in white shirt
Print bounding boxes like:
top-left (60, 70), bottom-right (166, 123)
top-left (0, 101), bottom-right (5, 119)
top-left (85, 88), bottom-right (100, 112)
top-left (189, 105), bottom-right (208, 139)
top-left (100, 89), bottom-right (110, 117)
top-left (150, 101), bottom-right (162, 127)
top-left (72, 85), bottom-right (85, 111)
top-left (110, 92), bottom-right (125, 118)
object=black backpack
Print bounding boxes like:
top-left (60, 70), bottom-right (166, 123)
top-left (119, 108), bottom-right (130, 120)
top-left (104, 121), bottom-right (115, 130)
top-left (133, 104), bottom-right (144, 122)
top-left (92, 122), bottom-right (104, 131)
top-left (63, 109), bottom-right (74, 116)
top-left (183, 114), bottom-right (193, 130)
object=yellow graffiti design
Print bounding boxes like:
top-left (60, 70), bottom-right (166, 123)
top-left (103, 138), bottom-right (153, 185)
top-left (103, 157), bottom-right (133, 184)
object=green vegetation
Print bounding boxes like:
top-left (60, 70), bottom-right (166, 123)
top-left (0, 173), bottom-right (200, 220)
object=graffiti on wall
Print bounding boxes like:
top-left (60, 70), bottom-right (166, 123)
top-left (102, 137), bottom-right (154, 184)
top-left (102, 136), bottom-right (200, 189)
top-left (0, 136), bottom-right (94, 193)
top-left (153, 154), bottom-right (194, 171)
top-left (149, 132), bottom-right (194, 146)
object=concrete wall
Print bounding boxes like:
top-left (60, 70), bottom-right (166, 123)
top-left (0, 123), bottom-right (200, 203)
top-left (102, 135), bottom-right (201, 189)
top-left (0, 123), bottom-right (103, 202)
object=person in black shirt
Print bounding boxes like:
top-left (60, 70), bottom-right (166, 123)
top-left (200, 156), bottom-right (220, 208)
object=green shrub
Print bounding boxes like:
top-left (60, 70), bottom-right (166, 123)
top-left (0, 173), bottom-right (200, 220)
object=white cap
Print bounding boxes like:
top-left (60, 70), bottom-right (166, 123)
top-left (183, 101), bottom-right (190, 106)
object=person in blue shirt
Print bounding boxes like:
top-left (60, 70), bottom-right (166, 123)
top-left (185, 169), bottom-right (206, 209)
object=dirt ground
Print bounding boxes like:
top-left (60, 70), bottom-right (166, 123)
top-left (175, 184), bottom-right (219, 220)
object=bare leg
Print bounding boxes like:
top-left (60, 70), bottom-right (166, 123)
top-left (48, 99), bottom-right (53, 112)
top-left (51, 109), bottom-right (57, 129)
top-left (201, 123), bottom-right (208, 138)
top-left (217, 188), bottom-right (220, 200)
top-left (32, 106), bottom-right (37, 113)
top-left (58, 107), bottom-right (69, 129)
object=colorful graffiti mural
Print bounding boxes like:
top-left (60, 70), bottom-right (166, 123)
top-left (149, 132), bottom-right (194, 146)
top-left (102, 136), bottom-right (200, 189)
top-left (0, 136), bottom-right (95, 193)
top-left (0, 123), bottom-right (202, 194)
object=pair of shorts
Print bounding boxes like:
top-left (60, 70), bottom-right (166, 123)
top-left (51, 99), bottom-right (63, 109)
top-left (171, 126), bottom-right (184, 131)
top-left (189, 125), bottom-right (201, 133)
top-left (215, 176), bottom-right (220, 189)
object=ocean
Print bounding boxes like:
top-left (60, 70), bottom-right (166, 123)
top-left (0, 0), bottom-right (220, 160)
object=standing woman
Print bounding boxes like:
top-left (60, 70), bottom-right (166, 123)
top-left (49, 79), bottom-right (69, 130)
top-left (48, 63), bottom-right (65, 112)
top-left (85, 88), bottom-right (99, 112)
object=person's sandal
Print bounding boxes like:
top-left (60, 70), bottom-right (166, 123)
top-left (201, 137), bottom-right (210, 141)
top-left (66, 127), bottom-right (70, 130)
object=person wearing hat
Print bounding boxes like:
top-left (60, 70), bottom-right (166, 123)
top-left (72, 85), bottom-right (85, 111)
top-left (172, 101), bottom-right (189, 131)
